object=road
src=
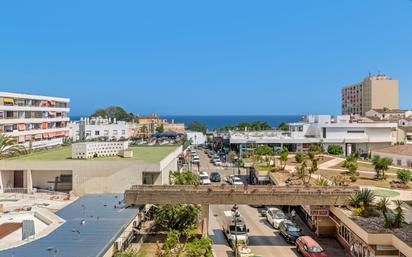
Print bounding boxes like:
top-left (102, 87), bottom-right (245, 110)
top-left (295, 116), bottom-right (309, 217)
top-left (194, 148), bottom-right (350, 257)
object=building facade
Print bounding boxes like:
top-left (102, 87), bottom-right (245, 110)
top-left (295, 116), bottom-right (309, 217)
top-left (0, 92), bottom-right (70, 149)
top-left (228, 115), bottom-right (397, 156)
top-left (68, 117), bottom-right (130, 141)
top-left (342, 75), bottom-right (399, 116)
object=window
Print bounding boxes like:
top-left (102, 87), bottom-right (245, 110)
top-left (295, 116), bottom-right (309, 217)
top-left (322, 128), bottom-right (327, 138)
top-left (347, 130), bottom-right (364, 134)
top-left (122, 130), bottom-right (126, 135)
top-left (104, 130), bottom-right (109, 136)
top-left (95, 131), bottom-right (100, 136)
top-left (113, 130), bottom-right (118, 135)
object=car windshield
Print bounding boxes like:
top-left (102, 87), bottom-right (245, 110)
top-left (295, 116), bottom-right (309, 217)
top-left (200, 175), bottom-right (208, 179)
top-left (229, 225), bottom-right (247, 235)
top-left (273, 211), bottom-right (286, 219)
top-left (233, 177), bottom-right (242, 182)
top-left (308, 246), bottom-right (324, 253)
top-left (287, 224), bottom-right (300, 232)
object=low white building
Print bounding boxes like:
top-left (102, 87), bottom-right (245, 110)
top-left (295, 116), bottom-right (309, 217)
top-left (71, 141), bottom-right (129, 159)
top-left (68, 117), bottom-right (131, 141)
top-left (371, 145), bottom-right (412, 168)
top-left (229, 115), bottom-right (397, 156)
top-left (185, 131), bottom-right (207, 146)
top-left (365, 109), bottom-right (412, 120)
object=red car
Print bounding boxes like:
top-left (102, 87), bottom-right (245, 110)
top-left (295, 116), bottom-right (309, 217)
top-left (296, 236), bottom-right (328, 257)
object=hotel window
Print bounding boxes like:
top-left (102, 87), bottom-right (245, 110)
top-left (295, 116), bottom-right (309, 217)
top-left (95, 131), bottom-right (100, 136)
top-left (104, 130), bottom-right (109, 136)
top-left (122, 130), bottom-right (126, 135)
top-left (113, 130), bottom-right (118, 135)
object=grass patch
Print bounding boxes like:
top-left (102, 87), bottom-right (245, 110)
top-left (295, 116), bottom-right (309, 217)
top-left (255, 165), bottom-right (273, 171)
top-left (371, 189), bottom-right (400, 198)
top-left (8, 145), bottom-right (178, 163)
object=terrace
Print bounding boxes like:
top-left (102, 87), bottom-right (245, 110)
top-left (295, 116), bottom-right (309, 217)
top-left (8, 145), bottom-right (179, 163)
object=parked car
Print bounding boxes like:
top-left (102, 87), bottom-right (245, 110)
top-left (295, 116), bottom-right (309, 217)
top-left (296, 236), bottom-right (327, 257)
top-left (279, 220), bottom-right (302, 244)
top-left (198, 172), bottom-right (212, 185)
top-left (192, 155), bottom-right (200, 164)
top-left (213, 158), bottom-right (222, 166)
top-left (265, 207), bottom-right (287, 229)
top-left (226, 175), bottom-right (244, 185)
top-left (210, 172), bottom-right (221, 182)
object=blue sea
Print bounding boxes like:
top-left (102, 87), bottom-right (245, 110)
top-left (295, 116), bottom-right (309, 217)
top-left (71, 115), bottom-right (302, 129)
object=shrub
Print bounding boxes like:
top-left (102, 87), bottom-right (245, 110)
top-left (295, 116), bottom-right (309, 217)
top-left (295, 152), bottom-right (305, 163)
top-left (327, 145), bottom-right (344, 155)
top-left (396, 169), bottom-right (412, 185)
top-left (349, 175), bottom-right (358, 182)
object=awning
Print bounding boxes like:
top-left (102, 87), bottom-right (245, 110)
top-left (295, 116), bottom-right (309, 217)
top-left (3, 97), bottom-right (14, 103)
top-left (25, 135), bottom-right (32, 140)
top-left (34, 134), bottom-right (42, 139)
top-left (43, 133), bottom-right (49, 138)
top-left (41, 122), bottom-right (48, 129)
top-left (18, 124), bottom-right (25, 131)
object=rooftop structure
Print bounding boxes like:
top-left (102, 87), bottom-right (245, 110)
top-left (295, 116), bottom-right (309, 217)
top-left (71, 141), bottom-right (130, 159)
top-left (342, 75), bottom-right (399, 116)
top-left (0, 194), bottom-right (141, 257)
top-left (0, 145), bottom-right (182, 195)
top-left (0, 91), bottom-right (70, 149)
top-left (8, 145), bottom-right (177, 162)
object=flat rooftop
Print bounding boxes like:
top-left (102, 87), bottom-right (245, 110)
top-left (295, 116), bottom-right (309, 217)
top-left (0, 194), bottom-right (141, 257)
top-left (372, 144), bottom-right (412, 157)
top-left (8, 145), bottom-right (178, 163)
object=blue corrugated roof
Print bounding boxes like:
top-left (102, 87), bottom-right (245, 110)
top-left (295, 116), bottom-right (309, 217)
top-left (0, 194), bottom-right (140, 257)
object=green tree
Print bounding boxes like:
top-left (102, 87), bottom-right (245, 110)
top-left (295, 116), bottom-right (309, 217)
top-left (154, 204), bottom-right (201, 231)
top-left (372, 155), bottom-right (392, 180)
top-left (327, 145), bottom-right (344, 155)
top-left (156, 124), bottom-right (165, 133)
top-left (396, 169), bottom-right (412, 185)
top-left (279, 148), bottom-right (289, 170)
top-left (227, 150), bottom-right (238, 163)
top-left (0, 134), bottom-right (26, 159)
top-left (114, 250), bottom-right (143, 257)
top-left (91, 106), bottom-right (134, 121)
top-left (295, 152), bottom-right (304, 163)
top-left (187, 121), bottom-right (208, 134)
top-left (254, 145), bottom-right (274, 166)
top-left (157, 227), bottom-right (212, 257)
top-left (170, 171), bottom-right (199, 185)
top-left (277, 122), bottom-right (288, 131)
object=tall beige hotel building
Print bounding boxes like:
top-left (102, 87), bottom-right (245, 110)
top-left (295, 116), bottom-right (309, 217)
top-left (342, 74), bottom-right (399, 116)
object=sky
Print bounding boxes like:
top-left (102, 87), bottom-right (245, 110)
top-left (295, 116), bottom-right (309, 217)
top-left (0, 0), bottom-right (411, 116)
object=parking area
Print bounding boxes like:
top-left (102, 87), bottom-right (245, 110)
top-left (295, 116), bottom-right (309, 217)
top-left (191, 148), bottom-right (350, 257)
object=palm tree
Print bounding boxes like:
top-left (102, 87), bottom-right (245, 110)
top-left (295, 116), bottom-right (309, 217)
top-left (0, 134), bottom-right (26, 159)
top-left (350, 188), bottom-right (376, 208)
top-left (372, 155), bottom-right (392, 180)
top-left (393, 200), bottom-right (405, 228)
top-left (377, 197), bottom-right (392, 228)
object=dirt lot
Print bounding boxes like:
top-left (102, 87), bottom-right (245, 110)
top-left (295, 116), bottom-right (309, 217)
top-left (317, 169), bottom-right (412, 189)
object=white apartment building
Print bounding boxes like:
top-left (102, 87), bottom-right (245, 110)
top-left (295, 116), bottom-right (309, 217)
top-left (185, 131), bottom-right (207, 146)
top-left (68, 117), bottom-right (131, 141)
top-left (229, 115), bottom-right (397, 156)
top-left (0, 92), bottom-right (70, 149)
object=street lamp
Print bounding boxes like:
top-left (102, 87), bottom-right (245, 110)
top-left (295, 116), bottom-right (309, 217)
top-left (231, 205), bottom-right (240, 257)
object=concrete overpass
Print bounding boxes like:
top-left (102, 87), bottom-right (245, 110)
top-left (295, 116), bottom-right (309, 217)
top-left (124, 185), bottom-right (359, 235)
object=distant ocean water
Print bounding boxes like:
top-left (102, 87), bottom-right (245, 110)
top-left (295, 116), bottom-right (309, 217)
top-left (70, 115), bottom-right (303, 130)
